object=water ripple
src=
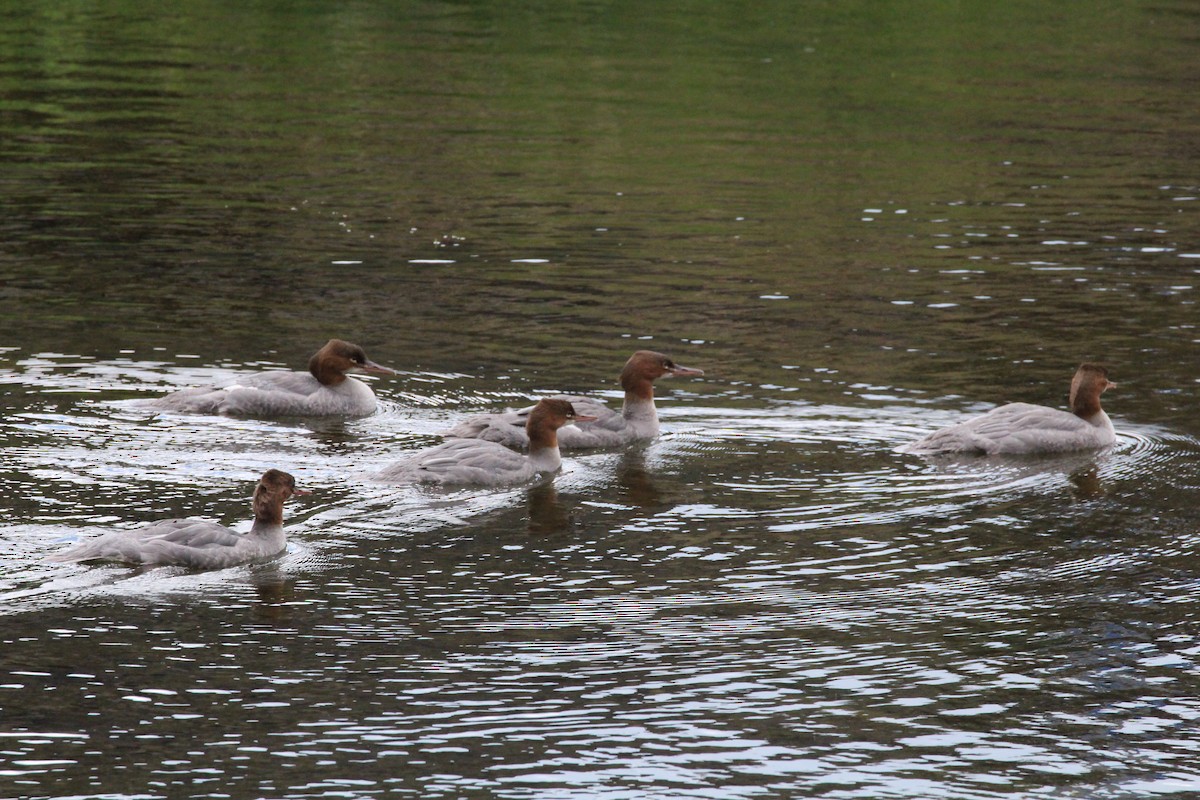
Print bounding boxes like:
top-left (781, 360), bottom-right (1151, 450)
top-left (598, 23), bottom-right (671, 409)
top-left (4, 353), bottom-right (1200, 799)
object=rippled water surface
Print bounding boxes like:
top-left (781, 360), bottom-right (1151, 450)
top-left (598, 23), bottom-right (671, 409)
top-left (4, 2), bottom-right (1200, 798)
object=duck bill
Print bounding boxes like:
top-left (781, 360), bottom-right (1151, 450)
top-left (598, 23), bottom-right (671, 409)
top-left (572, 414), bottom-right (600, 424)
top-left (292, 488), bottom-right (314, 497)
top-left (667, 365), bottom-right (704, 378)
top-left (359, 360), bottom-right (397, 375)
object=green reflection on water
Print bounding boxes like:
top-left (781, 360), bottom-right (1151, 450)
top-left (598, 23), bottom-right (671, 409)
top-left (0, 1), bottom-right (1196, 393)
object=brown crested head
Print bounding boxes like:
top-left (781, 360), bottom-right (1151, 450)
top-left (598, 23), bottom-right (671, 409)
top-left (526, 398), bottom-right (583, 432)
top-left (308, 339), bottom-right (394, 386)
top-left (619, 351), bottom-right (705, 398)
top-left (1069, 363), bottom-right (1116, 419)
top-left (252, 468), bottom-right (307, 524)
top-left (525, 398), bottom-right (598, 450)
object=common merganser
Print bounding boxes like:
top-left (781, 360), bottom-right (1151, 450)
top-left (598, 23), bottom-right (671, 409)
top-left (903, 363), bottom-right (1118, 455)
top-left (143, 339), bottom-right (394, 416)
top-left (49, 469), bottom-right (309, 569)
top-left (377, 398), bottom-right (596, 486)
top-left (442, 350), bottom-right (704, 449)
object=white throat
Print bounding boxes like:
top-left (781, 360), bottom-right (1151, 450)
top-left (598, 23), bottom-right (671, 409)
top-left (621, 395), bottom-right (660, 436)
top-left (528, 445), bottom-right (563, 473)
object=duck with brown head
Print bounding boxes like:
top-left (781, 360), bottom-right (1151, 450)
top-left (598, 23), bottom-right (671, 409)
top-left (49, 470), bottom-right (309, 569)
top-left (903, 363), bottom-right (1118, 455)
top-left (142, 339), bottom-right (395, 417)
top-left (442, 350), bottom-right (704, 449)
top-left (377, 398), bottom-right (597, 486)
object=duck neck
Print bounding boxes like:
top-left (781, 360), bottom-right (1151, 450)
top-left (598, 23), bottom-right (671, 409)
top-left (620, 370), bottom-right (657, 421)
top-left (309, 353), bottom-right (346, 387)
top-left (1069, 384), bottom-right (1103, 421)
top-left (620, 392), bottom-right (658, 430)
top-left (528, 428), bottom-right (563, 472)
top-left (252, 491), bottom-right (285, 527)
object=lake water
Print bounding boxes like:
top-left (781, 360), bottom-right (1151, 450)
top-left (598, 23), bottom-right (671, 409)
top-left (3, 1), bottom-right (1200, 798)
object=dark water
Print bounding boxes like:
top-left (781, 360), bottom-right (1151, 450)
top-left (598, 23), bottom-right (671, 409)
top-left (4, 1), bottom-right (1200, 798)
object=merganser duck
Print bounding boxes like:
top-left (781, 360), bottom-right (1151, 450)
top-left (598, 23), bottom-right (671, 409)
top-left (442, 350), bottom-right (704, 449)
top-left (903, 363), bottom-right (1118, 455)
top-left (143, 339), bottom-right (394, 416)
top-left (49, 469), bottom-right (308, 569)
top-left (377, 398), bottom-right (596, 486)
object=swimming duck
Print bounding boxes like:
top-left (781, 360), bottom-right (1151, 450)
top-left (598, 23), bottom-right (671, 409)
top-left (143, 339), bottom-right (394, 416)
top-left (49, 469), bottom-right (308, 569)
top-left (442, 350), bottom-right (703, 449)
top-left (903, 363), bottom-right (1117, 455)
top-left (377, 398), bottom-right (595, 486)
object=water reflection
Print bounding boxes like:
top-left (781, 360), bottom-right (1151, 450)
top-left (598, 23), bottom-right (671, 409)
top-left (613, 448), bottom-right (663, 508)
top-left (1067, 463), bottom-right (1104, 501)
top-left (525, 482), bottom-right (572, 536)
top-left (903, 449), bottom-right (1114, 501)
top-left (250, 571), bottom-right (300, 620)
